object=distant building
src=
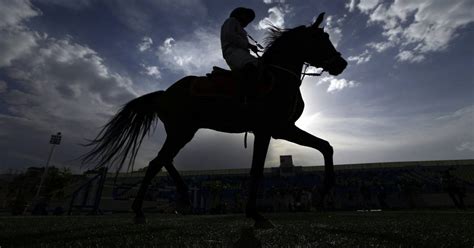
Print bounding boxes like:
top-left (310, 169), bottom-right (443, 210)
top-left (4, 158), bottom-right (473, 214)
top-left (98, 158), bottom-right (474, 213)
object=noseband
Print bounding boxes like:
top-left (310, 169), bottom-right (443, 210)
top-left (319, 52), bottom-right (342, 69)
top-left (300, 52), bottom-right (342, 81)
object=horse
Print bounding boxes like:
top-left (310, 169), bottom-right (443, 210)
top-left (82, 12), bottom-right (347, 228)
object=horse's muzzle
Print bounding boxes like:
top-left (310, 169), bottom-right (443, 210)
top-left (328, 57), bottom-right (347, 76)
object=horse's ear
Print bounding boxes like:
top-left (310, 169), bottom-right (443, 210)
top-left (312, 12), bottom-right (325, 28)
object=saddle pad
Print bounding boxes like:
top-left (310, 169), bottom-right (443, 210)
top-left (190, 74), bottom-right (273, 98)
top-left (190, 75), bottom-right (238, 97)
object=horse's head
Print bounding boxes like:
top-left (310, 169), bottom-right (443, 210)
top-left (303, 13), bottom-right (347, 76)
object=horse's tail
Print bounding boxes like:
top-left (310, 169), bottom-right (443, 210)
top-left (81, 90), bottom-right (165, 172)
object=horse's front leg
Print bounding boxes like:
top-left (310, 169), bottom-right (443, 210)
top-left (273, 125), bottom-right (335, 200)
top-left (245, 133), bottom-right (275, 229)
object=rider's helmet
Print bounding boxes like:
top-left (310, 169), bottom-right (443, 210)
top-left (230, 7), bottom-right (255, 28)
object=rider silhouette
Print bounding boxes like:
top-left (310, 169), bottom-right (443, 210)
top-left (221, 7), bottom-right (261, 101)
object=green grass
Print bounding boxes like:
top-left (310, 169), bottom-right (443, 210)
top-left (1, 211), bottom-right (473, 247)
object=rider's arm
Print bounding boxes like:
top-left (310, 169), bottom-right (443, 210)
top-left (221, 18), bottom-right (251, 50)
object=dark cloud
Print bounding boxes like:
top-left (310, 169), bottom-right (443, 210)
top-left (105, 0), bottom-right (208, 33)
top-left (0, 0), bottom-right (138, 170)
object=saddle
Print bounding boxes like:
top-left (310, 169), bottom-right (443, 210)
top-left (190, 66), bottom-right (273, 98)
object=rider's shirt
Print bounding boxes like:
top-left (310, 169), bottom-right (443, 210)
top-left (220, 17), bottom-right (257, 71)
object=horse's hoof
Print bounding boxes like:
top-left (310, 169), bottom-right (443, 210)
top-left (254, 218), bottom-right (275, 229)
top-left (175, 206), bottom-right (192, 215)
top-left (175, 197), bottom-right (192, 215)
top-left (134, 216), bottom-right (147, 224)
top-left (233, 227), bottom-right (262, 247)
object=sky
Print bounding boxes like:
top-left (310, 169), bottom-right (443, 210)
top-left (0, 0), bottom-right (473, 173)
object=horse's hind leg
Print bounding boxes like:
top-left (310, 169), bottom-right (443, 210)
top-left (132, 156), bottom-right (163, 223)
top-left (164, 162), bottom-right (192, 214)
top-left (132, 127), bottom-right (196, 223)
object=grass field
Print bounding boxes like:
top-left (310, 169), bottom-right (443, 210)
top-left (1, 210), bottom-right (473, 247)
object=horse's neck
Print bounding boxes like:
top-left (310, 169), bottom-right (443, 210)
top-left (265, 57), bottom-right (304, 85)
top-left (263, 52), bottom-right (304, 80)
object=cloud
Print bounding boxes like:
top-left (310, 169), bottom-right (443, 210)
top-left (327, 79), bottom-right (358, 92)
top-left (257, 6), bottom-right (290, 30)
top-left (456, 141), bottom-right (474, 152)
top-left (346, 0), bottom-right (358, 12)
top-left (263, 0), bottom-right (286, 4)
top-left (358, 0), bottom-right (474, 63)
top-left (0, 29), bottom-right (39, 67)
top-left (0, 0), bottom-right (40, 67)
top-left (396, 50), bottom-right (425, 63)
top-left (0, 1), bottom-right (139, 169)
top-left (456, 142), bottom-right (474, 152)
top-left (156, 29), bottom-right (225, 75)
top-left (357, 0), bottom-right (379, 13)
top-left (318, 76), bottom-right (358, 92)
top-left (3, 36), bottom-right (137, 122)
top-left (348, 49), bottom-right (372, 64)
top-left (367, 41), bottom-right (393, 52)
top-left (324, 15), bottom-right (344, 48)
top-left (0, 0), bottom-right (40, 28)
top-left (137, 36), bottom-right (153, 52)
top-left (141, 65), bottom-right (161, 79)
top-left (106, 0), bottom-right (207, 32)
top-left (437, 105), bottom-right (474, 121)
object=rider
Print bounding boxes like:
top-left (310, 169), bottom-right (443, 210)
top-left (220, 7), bottom-right (261, 101)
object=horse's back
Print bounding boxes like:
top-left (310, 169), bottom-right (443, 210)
top-left (158, 72), bottom-right (301, 132)
top-left (158, 75), bottom-right (249, 129)
top-left (166, 75), bottom-right (196, 94)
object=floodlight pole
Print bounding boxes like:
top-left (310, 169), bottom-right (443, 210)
top-left (34, 143), bottom-right (57, 200)
top-left (26, 132), bottom-right (62, 214)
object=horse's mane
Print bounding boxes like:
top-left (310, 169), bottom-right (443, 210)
top-left (264, 25), bottom-right (306, 51)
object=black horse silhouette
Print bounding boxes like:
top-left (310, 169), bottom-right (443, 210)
top-left (83, 13), bottom-right (347, 228)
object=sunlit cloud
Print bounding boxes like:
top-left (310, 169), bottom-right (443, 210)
top-left (257, 5), bottom-right (291, 30)
top-left (348, 49), bottom-right (372, 64)
top-left (350, 0), bottom-right (474, 63)
top-left (137, 36), bottom-right (153, 52)
top-left (156, 29), bottom-right (225, 75)
top-left (324, 15), bottom-right (345, 48)
top-left (317, 76), bottom-right (358, 92)
top-left (457, 142), bottom-right (474, 152)
top-left (141, 64), bottom-right (161, 79)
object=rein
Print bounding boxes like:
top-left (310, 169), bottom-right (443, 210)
top-left (270, 52), bottom-right (342, 82)
top-left (269, 63), bottom-right (323, 84)
top-left (301, 63), bottom-right (323, 81)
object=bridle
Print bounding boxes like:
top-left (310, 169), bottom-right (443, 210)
top-left (301, 52), bottom-right (342, 80)
top-left (268, 51), bottom-right (342, 83)
top-left (249, 25), bottom-right (342, 82)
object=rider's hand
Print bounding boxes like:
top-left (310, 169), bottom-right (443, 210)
top-left (249, 44), bottom-right (261, 54)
